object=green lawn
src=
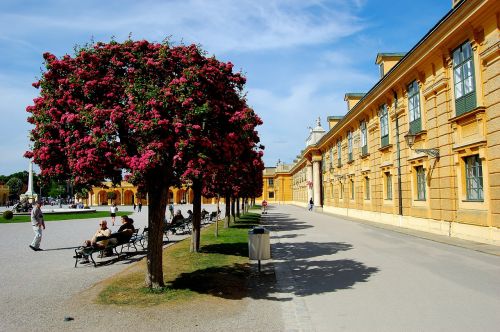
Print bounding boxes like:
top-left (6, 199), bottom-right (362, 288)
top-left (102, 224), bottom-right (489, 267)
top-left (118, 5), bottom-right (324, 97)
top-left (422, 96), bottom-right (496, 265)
top-left (98, 210), bottom-right (261, 306)
top-left (1, 211), bottom-right (130, 223)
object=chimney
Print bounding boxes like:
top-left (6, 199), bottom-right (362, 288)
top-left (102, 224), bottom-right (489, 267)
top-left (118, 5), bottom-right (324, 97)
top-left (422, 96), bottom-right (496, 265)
top-left (375, 53), bottom-right (406, 78)
top-left (327, 116), bottom-right (343, 129)
top-left (344, 93), bottom-right (365, 112)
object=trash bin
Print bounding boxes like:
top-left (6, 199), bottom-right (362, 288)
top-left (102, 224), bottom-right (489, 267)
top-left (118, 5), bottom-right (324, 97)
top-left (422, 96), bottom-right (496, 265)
top-left (248, 227), bottom-right (271, 272)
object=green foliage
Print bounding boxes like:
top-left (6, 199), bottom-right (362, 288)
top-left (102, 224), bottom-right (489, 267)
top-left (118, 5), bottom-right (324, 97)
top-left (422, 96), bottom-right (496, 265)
top-left (5, 177), bottom-right (23, 196)
top-left (2, 210), bottom-right (13, 220)
top-left (107, 191), bottom-right (117, 200)
top-left (47, 181), bottom-right (65, 198)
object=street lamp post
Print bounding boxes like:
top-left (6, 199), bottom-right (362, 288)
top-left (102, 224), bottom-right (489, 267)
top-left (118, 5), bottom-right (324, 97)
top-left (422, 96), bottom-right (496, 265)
top-left (404, 131), bottom-right (440, 158)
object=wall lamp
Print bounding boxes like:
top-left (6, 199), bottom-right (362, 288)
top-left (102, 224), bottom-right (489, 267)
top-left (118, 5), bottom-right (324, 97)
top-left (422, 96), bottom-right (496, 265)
top-left (404, 131), bottom-right (440, 158)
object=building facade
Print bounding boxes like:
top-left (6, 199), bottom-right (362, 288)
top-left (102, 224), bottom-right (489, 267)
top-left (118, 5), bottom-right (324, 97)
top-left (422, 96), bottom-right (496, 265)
top-left (262, 0), bottom-right (500, 245)
top-left (0, 185), bottom-right (9, 205)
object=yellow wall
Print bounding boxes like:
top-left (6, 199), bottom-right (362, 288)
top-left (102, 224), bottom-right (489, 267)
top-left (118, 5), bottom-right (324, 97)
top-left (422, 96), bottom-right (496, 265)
top-left (0, 185), bottom-right (9, 205)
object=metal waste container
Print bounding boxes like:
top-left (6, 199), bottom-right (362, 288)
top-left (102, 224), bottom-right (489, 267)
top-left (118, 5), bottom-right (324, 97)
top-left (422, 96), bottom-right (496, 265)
top-left (248, 227), bottom-right (270, 271)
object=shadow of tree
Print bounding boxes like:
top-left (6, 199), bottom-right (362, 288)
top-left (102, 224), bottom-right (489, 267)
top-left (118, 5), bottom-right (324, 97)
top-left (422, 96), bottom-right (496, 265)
top-left (270, 233), bottom-right (302, 239)
top-left (272, 241), bottom-right (353, 260)
top-left (169, 263), bottom-right (250, 300)
top-left (201, 242), bottom-right (248, 257)
top-left (261, 213), bottom-right (313, 232)
top-left (166, 257), bottom-right (378, 300)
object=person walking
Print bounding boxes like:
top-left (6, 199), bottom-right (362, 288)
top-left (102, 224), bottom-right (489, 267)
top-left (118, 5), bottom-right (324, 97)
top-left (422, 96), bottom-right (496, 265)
top-left (308, 197), bottom-right (314, 211)
top-left (29, 201), bottom-right (45, 251)
top-left (110, 203), bottom-right (118, 226)
top-left (138, 201), bottom-right (142, 212)
top-left (168, 203), bottom-right (174, 220)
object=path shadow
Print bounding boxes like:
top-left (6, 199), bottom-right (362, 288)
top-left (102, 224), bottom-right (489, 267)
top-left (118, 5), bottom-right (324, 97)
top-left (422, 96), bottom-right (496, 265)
top-left (43, 246), bottom-right (80, 251)
top-left (262, 213), bottom-right (313, 232)
top-left (270, 234), bottom-right (302, 239)
top-left (93, 250), bottom-right (147, 267)
top-left (249, 259), bottom-right (379, 300)
top-left (272, 241), bottom-right (353, 260)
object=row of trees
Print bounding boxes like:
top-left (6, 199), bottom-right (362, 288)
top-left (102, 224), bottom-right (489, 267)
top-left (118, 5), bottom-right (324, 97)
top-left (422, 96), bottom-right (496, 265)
top-left (26, 39), bottom-right (264, 289)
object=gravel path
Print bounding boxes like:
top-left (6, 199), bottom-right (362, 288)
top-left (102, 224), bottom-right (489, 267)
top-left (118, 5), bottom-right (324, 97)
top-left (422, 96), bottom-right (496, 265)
top-left (0, 204), bottom-right (283, 332)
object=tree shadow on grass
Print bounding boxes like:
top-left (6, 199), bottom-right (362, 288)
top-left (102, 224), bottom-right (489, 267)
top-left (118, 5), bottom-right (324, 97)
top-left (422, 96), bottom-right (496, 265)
top-left (169, 263), bottom-right (251, 300)
top-left (201, 242), bottom-right (248, 257)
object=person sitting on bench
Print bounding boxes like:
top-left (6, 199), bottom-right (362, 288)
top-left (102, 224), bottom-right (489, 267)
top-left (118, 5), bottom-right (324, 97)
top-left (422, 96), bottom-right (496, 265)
top-left (109, 216), bottom-right (135, 245)
top-left (167, 210), bottom-right (185, 234)
top-left (79, 220), bottom-right (112, 263)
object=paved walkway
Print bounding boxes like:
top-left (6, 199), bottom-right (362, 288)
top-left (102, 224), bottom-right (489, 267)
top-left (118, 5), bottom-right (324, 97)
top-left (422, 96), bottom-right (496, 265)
top-left (263, 204), bottom-right (500, 331)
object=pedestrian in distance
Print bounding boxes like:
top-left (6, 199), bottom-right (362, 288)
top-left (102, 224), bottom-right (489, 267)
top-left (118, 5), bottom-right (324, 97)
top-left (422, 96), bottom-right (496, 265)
top-left (138, 201), bottom-right (142, 212)
top-left (133, 202), bottom-right (136, 211)
top-left (29, 201), bottom-right (45, 251)
top-left (308, 198), bottom-right (314, 211)
top-left (168, 203), bottom-right (174, 220)
top-left (110, 203), bottom-right (118, 226)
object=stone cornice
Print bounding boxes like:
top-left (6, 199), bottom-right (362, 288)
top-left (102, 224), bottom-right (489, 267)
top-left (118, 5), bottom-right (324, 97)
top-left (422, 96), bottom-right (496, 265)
top-left (423, 76), bottom-right (448, 99)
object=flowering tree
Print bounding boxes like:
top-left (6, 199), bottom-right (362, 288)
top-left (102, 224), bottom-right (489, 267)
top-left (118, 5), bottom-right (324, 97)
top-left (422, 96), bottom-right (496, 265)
top-left (25, 39), bottom-right (249, 289)
top-left (179, 104), bottom-right (263, 251)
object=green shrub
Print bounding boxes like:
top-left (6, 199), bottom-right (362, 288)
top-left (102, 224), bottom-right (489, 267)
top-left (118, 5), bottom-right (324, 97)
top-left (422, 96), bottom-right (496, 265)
top-left (2, 210), bottom-right (13, 220)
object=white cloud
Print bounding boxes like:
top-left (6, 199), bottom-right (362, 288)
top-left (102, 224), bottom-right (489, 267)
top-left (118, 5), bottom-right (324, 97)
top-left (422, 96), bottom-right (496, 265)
top-left (0, 0), bottom-right (365, 54)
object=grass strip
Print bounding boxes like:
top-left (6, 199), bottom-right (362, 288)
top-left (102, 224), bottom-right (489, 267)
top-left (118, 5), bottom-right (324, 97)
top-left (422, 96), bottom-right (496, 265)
top-left (1, 211), bottom-right (130, 223)
top-left (98, 210), bottom-right (261, 306)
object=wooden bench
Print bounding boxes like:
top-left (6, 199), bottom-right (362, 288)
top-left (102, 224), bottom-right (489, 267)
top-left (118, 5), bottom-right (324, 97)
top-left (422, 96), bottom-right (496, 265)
top-left (74, 228), bottom-right (146, 267)
top-left (163, 217), bottom-right (192, 238)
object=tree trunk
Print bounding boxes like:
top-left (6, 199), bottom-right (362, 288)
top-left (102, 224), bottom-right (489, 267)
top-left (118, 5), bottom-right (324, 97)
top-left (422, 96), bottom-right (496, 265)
top-left (215, 195), bottom-right (220, 237)
top-left (231, 196), bottom-right (236, 223)
top-left (236, 197), bottom-right (240, 217)
top-left (224, 193), bottom-right (230, 228)
top-left (145, 175), bottom-right (168, 289)
top-left (190, 179), bottom-right (202, 252)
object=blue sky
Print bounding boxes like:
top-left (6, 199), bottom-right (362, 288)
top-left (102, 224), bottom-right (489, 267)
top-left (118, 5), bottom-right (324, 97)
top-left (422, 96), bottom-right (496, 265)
top-left (0, 0), bottom-right (452, 175)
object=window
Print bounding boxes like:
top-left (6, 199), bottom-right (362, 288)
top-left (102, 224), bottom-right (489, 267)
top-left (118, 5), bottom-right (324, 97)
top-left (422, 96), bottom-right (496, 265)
top-left (385, 172), bottom-right (393, 200)
top-left (365, 177), bottom-right (370, 200)
top-left (348, 131), bottom-right (353, 162)
top-left (379, 104), bottom-right (389, 147)
top-left (268, 191), bottom-right (274, 199)
top-left (350, 179), bottom-right (355, 200)
top-left (408, 80), bottom-right (421, 133)
top-left (322, 152), bottom-right (326, 172)
top-left (465, 155), bottom-right (483, 201)
top-left (360, 120), bottom-right (368, 155)
top-left (330, 147), bottom-right (334, 169)
top-left (340, 182), bottom-right (343, 199)
top-left (268, 179), bottom-right (274, 186)
top-left (453, 41), bottom-right (476, 116)
top-left (416, 166), bottom-right (426, 200)
top-left (337, 140), bottom-right (342, 167)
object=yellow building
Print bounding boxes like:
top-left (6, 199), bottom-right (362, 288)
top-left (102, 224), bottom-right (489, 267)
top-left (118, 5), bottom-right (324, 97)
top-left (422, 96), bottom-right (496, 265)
top-left (258, 164), bottom-right (293, 203)
top-left (0, 184), bottom-right (9, 205)
top-left (264, 0), bottom-right (500, 245)
top-left (86, 181), bottom-right (221, 206)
